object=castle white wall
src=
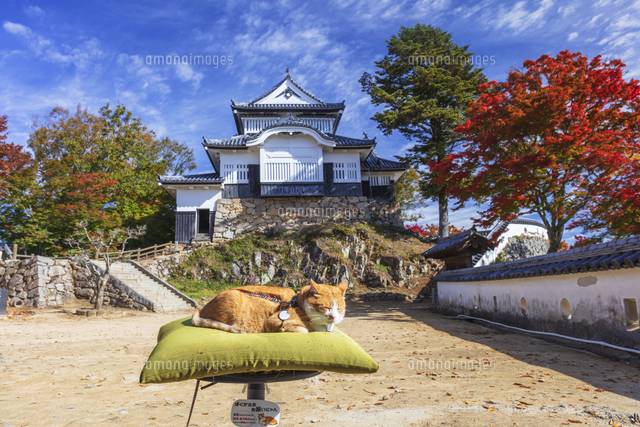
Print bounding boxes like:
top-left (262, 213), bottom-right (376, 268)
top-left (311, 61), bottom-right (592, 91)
top-left (219, 150), bottom-right (259, 167)
top-left (254, 78), bottom-right (317, 104)
top-left (260, 134), bottom-right (324, 182)
top-left (324, 150), bottom-right (362, 183)
top-left (175, 188), bottom-right (222, 212)
top-left (324, 150), bottom-right (360, 164)
top-left (437, 268), bottom-right (640, 333)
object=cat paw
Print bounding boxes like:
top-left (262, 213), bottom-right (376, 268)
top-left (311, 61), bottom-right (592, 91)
top-left (229, 325), bottom-right (243, 333)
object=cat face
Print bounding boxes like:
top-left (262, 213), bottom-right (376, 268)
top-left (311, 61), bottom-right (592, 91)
top-left (301, 280), bottom-right (348, 332)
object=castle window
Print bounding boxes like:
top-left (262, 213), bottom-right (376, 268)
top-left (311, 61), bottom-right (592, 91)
top-left (370, 175), bottom-right (391, 186)
top-left (223, 163), bottom-right (249, 184)
top-left (334, 162), bottom-right (359, 183)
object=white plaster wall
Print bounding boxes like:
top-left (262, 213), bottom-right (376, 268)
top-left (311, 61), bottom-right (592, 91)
top-left (324, 150), bottom-right (360, 164)
top-left (260, 134), bottom-right (323, 182)
top-left (220, 150), bottom-right (259, 183)
top-left (324, 150), bottom-right (362, 182)
top-left (437, 268), bottom-right (640, 328)
top-left (254, 79), bottom-right (317, 104)
top-left (219, 150), bottom-right (259, 167)
top-left (176, 188), bottom-right (222, 212)
top-left (476, 223), bottom-right (549, 266)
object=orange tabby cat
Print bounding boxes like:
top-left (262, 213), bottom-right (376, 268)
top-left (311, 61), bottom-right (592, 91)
top-left (192, 280), bottom-right (347, 333)
top-left (257, 414), bottom-right (278, 425)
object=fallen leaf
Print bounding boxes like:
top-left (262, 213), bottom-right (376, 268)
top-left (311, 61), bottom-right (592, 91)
top-left (513, 382), bottom-right (532, 389)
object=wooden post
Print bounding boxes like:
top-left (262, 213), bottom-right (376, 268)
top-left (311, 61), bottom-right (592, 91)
top-left (137, 247), bottom-right (141, 261)
top-left (12, 243), bottom-right (17, 260)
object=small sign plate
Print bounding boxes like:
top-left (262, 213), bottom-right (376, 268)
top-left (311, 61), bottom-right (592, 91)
top-left (231, 399), bottom-right (280, 426)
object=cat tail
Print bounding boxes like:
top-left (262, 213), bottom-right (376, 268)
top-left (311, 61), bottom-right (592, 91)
top-left (192, 310), bottom-right (242, 333)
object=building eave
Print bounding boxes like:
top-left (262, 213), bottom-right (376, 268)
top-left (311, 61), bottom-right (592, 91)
top-left (435, 235), bottom-right (640, 282)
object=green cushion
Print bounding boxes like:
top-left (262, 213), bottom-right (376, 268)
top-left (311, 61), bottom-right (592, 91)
top-left (139, 317), bottom-right (379, 384)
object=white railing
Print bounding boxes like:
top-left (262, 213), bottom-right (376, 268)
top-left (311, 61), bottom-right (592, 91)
top-left (242, 117), bottom-right (334, 134)
top-left (262, 162), bottom-right (322, 182)
top-left (334, 162), bottom-right (360, 183)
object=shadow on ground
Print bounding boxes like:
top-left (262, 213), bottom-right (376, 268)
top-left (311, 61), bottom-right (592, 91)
top-left (347, 300), bottom-right (640, 403)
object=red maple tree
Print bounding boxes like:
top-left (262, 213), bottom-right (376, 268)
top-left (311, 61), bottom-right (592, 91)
top-left (0, 115), bottom-right (33, 199)
top-left (434, 51), bottom-right (640, 251)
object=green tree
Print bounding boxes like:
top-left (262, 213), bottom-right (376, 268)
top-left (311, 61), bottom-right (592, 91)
top-left (0, 115), bottom-right (42, 251)
top-left (360, 25), bottom-right (486, 237)
top-left (13, 104), bottom-right (195, 254)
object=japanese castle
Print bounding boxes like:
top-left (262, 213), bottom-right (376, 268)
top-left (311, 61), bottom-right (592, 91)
top-left (159, 71), bottom-right (407, 242)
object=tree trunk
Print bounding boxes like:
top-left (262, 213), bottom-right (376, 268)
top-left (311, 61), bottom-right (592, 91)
top-left (438, 189), bottom-right (449, 238)
top-left (547, 227), bottom-right (564, 253)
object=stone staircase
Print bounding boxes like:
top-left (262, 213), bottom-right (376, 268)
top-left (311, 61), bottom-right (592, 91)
top-left (91, 260), bottom-right (195, 312)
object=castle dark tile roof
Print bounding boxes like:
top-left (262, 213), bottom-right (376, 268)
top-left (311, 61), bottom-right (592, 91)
top-left (202, 135), bottom-right (249, 147)
top-left (232, 102), bottom-right (345, 111)
top-left (158, 172), bottom-right (223, 185)
top-left (436, 235), bottom-right (640, 282)
top-left (424, 229), bottom-right (491, 259)
top-left (332, 134), bottom-right (376, 147)
top-left (203, 123), bottom-right (375, 149)
top-left (362, 153), bottom-right (408, 171)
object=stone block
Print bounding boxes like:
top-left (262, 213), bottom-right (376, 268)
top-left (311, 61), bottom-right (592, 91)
top-left (8, 274), bottom-right (23, 287)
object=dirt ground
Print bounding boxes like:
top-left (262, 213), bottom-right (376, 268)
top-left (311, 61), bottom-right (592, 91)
top-left (1, 302), bottom-right (639, 427)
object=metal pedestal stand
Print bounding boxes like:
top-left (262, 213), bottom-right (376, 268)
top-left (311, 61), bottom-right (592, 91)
top-left (186, 370), bottom-right (321, 427)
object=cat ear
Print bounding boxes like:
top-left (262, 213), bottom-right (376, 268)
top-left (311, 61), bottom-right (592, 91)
top-left (337, 281), bottom-right (348, 295)
top-left (308, 281), bottom-right (319, 295)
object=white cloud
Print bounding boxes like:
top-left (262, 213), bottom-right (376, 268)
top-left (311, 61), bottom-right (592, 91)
top-left (3, 21), bottom-right (31, 37)
top-left (23, 5), bottom-right (45, 17)
top-left (568, 31), bottom-right (579, 41)
top-left (494, 0), bottom-right (554, 33)
top-left (558, 2), bottom-right (577, 17)
top-left (3, 21), bottom-right (102, 67)
top-left (115, 54), bottom-right (171, 96)
top-left (175, 62), bottom-right (203, 87)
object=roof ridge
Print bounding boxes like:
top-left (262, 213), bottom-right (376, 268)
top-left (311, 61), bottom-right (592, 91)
top-left (242, 72), bottom-right (332, 105)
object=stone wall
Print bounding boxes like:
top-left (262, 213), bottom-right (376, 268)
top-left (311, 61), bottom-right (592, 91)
top-left (213, 196), bottom-right (402, 240)
top-left (0, 256), bottom-right (150, 310)
top-left (495, 234), bottom-right (550, 263)
top-left (0, 257), bottom-right (74, 308)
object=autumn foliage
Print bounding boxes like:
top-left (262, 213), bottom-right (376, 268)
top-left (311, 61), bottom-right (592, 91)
top-left (435, 51), bottom-right (640, 250)
top-left (405, 223), bottom-right (462, 240)
top-left (0, 115), bottom-right (33, 200)
top-left (0, 106), bottom-right (195, 255)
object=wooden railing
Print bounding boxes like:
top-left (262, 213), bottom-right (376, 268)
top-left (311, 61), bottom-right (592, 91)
top-left (94, 242), bottom-right (180, 262)
top-left (3, 242), bottom-right (180, 262)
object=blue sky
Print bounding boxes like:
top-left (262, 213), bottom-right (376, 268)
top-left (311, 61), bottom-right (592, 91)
top-left (2, 0), bottom-right (639, 232)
